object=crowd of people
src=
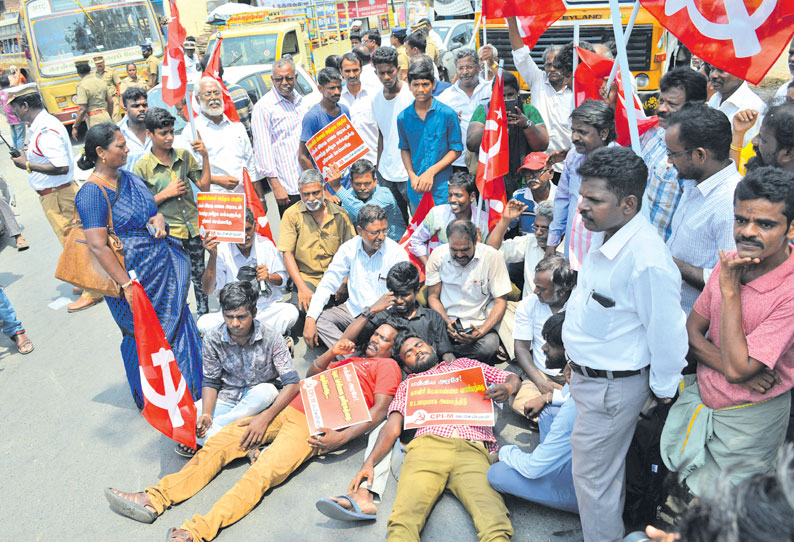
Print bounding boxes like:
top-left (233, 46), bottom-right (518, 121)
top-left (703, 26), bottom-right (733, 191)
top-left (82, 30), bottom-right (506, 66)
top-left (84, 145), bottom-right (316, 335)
top-left (3, 15), bottom-right (794, 542)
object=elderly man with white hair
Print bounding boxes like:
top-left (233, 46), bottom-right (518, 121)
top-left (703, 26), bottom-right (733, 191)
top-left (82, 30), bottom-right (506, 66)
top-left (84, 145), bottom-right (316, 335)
top-left (181, 77), bottom-right (260, 195)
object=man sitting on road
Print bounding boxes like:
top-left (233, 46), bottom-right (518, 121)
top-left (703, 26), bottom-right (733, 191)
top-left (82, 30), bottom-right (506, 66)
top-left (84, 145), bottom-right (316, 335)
top-left (174, 281), bottom-right (295, 457)
top-left (304, 204), bottom-right (408, 349)
top-left (488, 312), bottom-right (578, 514)
top-left (341, 332), bottom-right (519, 540)
top-left (104, 322), bottom-right (403, 542)
top-left (199, 208), bottom-right (298, 338)
top-left (426, 219), bottom-right (512, 364)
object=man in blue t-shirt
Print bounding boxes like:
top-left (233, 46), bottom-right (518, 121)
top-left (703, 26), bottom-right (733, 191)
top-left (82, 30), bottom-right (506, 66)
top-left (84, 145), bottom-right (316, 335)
top-left (299, 67), bottom-right (351, 172)
top-left (397, 59), bottom-right (462, 210)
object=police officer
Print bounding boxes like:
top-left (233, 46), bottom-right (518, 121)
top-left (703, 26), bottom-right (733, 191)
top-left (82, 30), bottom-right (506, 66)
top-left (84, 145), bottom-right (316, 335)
top-left (72, 60), bottom-right (112, 140)
top-left (94, 55), bottom-right (122, 122)
top-left (142, 43), bottom-right (159, 89)
top-left (8, 84), bottom-right (104, 312)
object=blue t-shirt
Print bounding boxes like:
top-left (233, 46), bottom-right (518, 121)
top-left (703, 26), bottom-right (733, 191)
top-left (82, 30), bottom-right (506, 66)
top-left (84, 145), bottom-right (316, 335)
top-left (300, 102), bottom-right (352, 143)
top-left (433, 80), bottom-right (452, 96)
top-left (396, 98), bottom-right (463, 206)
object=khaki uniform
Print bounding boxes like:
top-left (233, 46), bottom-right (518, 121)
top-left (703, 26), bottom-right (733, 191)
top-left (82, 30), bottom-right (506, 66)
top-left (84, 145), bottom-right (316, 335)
top-left (426, 38), bottom-right (439, 65)
top-left (397, 45), bottom-right (410, 79)
top-left (146, 56), bottom-right (160, 88)
top-left (98, 69), bottom-right (122, 122)
top-left (119, 77), bottom-right (147, 99)
top-left (75, 74), bottom-right (112, 127)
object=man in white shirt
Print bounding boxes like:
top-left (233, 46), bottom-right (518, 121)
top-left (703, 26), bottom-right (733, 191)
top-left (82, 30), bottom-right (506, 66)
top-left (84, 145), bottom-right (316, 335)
top-left (339, 52), bottom-right (378, 164)
top-left (9, 84), bottom-right (103, 312)
top-left (182, 77), bottom-right (260, 196)
top-left (507, 16), bottom-right (571, 176)
top-left (183, 37), bottom-right (202, 81)
top-left (437, 48), bottom-right (492, 170)
top-left (426, 219), bottom-right (512, 364)
top-left (372, 46), bottom-right (415, 224)
top-left (352, 45), bottom-right (381, 91)
top-left (665, 104), bottom-right (740, 315)
top-left (511, 254), bottom-right (575, 417)
top-left (563, 146), bottom-right (687, 542)
top-left (198, 208), bottom-right (298, 337)
top-left (304, 204), bottom-right (408, 349)
top-left (707, 68), bottom-right (764, 147)
top-left (118, 86), bottom-right (151, 171)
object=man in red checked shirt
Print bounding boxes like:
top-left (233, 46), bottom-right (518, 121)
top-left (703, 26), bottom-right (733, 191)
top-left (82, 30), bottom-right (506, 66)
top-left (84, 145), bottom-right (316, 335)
top-left (341, 332), bottom-right (520, 541)
top-left (104, 323), bottom-right (402, 542)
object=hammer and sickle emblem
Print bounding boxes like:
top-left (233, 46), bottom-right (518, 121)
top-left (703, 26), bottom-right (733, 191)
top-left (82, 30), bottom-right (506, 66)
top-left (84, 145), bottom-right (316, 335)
top-left (665, 0), bottom-right (776, 58)
top-left (140, 348), bottom-right (188, 428)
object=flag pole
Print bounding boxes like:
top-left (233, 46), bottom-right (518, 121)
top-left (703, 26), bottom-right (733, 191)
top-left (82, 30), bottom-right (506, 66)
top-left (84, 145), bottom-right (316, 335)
top-left (571, 22), bottom-right (579, 109)
top-left (609, 0), bottom-right (641, 154)
top-left (606, 0), bottom-right (640, 89)
top-left (188, 83), bottom-right (197, 141)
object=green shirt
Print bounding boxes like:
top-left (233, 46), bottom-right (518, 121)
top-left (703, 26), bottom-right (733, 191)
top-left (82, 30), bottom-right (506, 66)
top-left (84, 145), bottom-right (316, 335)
top-left (470, 103), bottom-right (544, 125)
top-left (135, 148), bottom-right (201, 239)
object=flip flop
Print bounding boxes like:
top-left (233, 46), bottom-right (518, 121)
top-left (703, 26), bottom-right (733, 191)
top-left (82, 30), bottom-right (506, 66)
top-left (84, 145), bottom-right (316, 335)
top-left (316, 496), bottom-right (376, 521)
top-left (104, 487), bottom-right (157, 524)
top-left (13, 333), bottom-right (33, 355)
top-left (174, 443), bottom-right (197, 458)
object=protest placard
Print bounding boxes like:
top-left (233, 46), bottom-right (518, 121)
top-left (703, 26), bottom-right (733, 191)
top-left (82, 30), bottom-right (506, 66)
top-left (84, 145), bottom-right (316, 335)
top-left (197, 192), bottom-right (246, 243)
top-left (403, 367), bottom-right (495, 430)
top-left (305, 114), bottom-right (370, 180)
top-left (300, 363), bottom-right (372, 436)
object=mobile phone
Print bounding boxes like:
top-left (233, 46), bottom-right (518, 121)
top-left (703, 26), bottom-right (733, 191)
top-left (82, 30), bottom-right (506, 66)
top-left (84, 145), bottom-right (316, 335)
top-left (453, 318), bottom-right (466, 333)
top-left (146, 223), bottom-right (157, 236)
top-left (592, 291), bottom-right (616, 308)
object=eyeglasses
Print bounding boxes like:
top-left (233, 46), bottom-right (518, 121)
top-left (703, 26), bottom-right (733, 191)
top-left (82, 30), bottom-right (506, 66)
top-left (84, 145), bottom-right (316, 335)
top-left (666, 148), bottom-right (695, 159)
top-left (272, 76), bottom-right (295, 83)
top-left (200, 90), bottom-right (222, 98)
top-left (361, 226), bottom-right (391, 236)
top-left (532, 223), bottom-right (549, 233)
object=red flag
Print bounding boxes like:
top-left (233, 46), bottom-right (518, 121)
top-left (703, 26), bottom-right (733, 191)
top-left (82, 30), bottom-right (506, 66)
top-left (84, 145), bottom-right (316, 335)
top-left (515, 3), bottom-right (567, 50)
top-left (398, 192), bottom-right (436, 281)
top-left (132, 282), bottom-right (197, 449)
top-left (242, 168), bottom-right (274, 244)
top-left (640, 0), bottom-right (794, 85)
top-left (475, 70), bottom-right (509, 231)
top-left (202, 37), bottom-right (240, 122)
top-left (574, 47), bottom-right (613, 107)
top-left (614, 70), bottom-right (659, 147)
top-left (161, 0), bottom-right (187, 106)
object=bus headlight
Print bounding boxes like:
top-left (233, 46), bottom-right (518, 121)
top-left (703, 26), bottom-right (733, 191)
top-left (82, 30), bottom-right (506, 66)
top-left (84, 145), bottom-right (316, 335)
top-left (636, 73), bottom-right (650, 88)
top-left (71, 94), bottom-right (78, 105)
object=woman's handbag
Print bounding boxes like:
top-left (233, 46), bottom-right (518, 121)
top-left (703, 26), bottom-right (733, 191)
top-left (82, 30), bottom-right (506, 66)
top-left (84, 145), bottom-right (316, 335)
top-left (55, 183), bottom-right (125, 297)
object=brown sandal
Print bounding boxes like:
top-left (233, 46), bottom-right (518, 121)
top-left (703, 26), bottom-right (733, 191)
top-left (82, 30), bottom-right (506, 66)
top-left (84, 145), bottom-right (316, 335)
top-left (13, 332), bottom-right (33, 355)
top-left (104, 488), bottom-right (158, 523)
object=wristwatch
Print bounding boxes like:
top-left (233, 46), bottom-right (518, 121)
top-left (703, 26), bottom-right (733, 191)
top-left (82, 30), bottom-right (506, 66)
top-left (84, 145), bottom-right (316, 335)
top-left (360, 306), bottom-right (373, 320)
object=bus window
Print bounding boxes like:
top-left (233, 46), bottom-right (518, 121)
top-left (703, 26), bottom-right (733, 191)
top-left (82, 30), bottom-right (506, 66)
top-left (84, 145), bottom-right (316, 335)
top-left (283, 31), bottom-right (299, 56)
top-left (219, 34), bottom-right (278, 67)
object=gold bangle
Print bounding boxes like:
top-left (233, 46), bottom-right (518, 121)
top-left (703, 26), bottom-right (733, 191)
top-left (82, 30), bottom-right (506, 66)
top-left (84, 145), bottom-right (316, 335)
top-left (730, 144), bottom-right (743, 152)
top-left (25, 161), bottom-right (31, 173)
top-left (120, 279), bottom-right (133, 289)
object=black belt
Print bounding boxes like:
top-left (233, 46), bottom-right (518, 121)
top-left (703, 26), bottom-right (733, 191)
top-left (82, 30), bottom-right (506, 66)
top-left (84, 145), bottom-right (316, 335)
top-left (569, 361), bottom-right (648, 379)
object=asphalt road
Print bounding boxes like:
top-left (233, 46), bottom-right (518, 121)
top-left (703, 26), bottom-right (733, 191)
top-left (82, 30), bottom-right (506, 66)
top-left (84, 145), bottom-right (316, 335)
top-left (0, 124), bottom-right (579, 541)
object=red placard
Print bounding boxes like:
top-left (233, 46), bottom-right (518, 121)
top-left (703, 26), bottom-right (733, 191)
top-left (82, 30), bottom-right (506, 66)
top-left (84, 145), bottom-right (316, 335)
top-left (197, 192), bottom-right (246, 243)
top-left (300, 364), bottom-right (372, 436)
top-left (305, 114), bottom-right (370, 181)
top-left (337, 0), bottom-right (388, 18)
top-left (403, 367), bottom-right (495, 430)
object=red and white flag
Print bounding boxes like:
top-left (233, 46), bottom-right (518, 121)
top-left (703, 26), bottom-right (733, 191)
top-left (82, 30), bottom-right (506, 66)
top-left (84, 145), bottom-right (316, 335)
top-left (398, 192), bottom-right (435, 281)
top-left (161, 0), bottom-right (187, 106)
top-left (133, 282), bottom-right (197, 449)
top-left (484, 0), bottom-right (565, 49)
top-left (242, 168), bottom-right (274, 244)
top-left (613, 70), bottom-right (658, 147)
top-left (475, 70), bottom-right (509, 232)
top-left (640, 0), bottom-right (794, 85)
top-left (202, 37), bottom-right (240, 122)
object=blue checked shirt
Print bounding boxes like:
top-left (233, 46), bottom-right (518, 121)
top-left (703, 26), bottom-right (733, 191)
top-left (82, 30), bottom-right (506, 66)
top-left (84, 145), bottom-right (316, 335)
top-left (640, 127), bottom-right (687, 241)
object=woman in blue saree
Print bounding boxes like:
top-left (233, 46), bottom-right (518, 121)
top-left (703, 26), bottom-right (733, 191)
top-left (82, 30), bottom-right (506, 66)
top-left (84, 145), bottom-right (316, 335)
top-left (75, 123), bottom-right (202, 409)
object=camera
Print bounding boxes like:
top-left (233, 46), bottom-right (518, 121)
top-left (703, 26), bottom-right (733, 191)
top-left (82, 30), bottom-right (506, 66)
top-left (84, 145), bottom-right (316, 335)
top-left (237, 264), bottom-right (271, 297)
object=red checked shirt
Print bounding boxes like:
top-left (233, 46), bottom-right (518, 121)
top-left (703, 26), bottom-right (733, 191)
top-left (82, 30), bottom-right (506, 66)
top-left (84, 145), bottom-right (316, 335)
top-left (388, 358), bottom-right (509, 453)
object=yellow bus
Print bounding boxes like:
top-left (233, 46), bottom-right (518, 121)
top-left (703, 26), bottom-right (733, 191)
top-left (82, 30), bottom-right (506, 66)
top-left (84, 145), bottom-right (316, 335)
top-left (480, 1), bottom-right (681, 113)
top-left (18, 0), bottom-right (164, 125)
top-left (0, 16), bottom-right (27, 75)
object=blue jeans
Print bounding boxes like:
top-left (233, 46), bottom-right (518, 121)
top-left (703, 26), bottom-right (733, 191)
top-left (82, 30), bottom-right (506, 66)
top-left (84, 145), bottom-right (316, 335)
top-left (195, 382), bottom-right (279, 446)
top-left (10, 123), bottom-right (25, 151)
top-left (0, 287), bottom-right (23, 338)
top-left (487, 407), bottom-right (579, 514)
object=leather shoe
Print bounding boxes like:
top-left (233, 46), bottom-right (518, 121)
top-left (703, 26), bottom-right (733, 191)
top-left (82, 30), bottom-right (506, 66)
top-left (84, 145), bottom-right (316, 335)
top-left (67, 296), bottom-right (103, 313)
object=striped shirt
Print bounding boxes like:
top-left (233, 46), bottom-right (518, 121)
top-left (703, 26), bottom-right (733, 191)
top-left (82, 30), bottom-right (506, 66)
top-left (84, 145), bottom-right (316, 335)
top-left (251, 88), bottom-right (309, 195)
top-left (641, 127), bottom-right (686, 241)
top-left (667, 162), bottom-right (740, 314)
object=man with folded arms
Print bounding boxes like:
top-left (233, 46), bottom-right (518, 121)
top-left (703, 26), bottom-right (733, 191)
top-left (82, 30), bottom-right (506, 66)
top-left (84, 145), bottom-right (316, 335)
top-left (104, 322), bottom-right (403, 542)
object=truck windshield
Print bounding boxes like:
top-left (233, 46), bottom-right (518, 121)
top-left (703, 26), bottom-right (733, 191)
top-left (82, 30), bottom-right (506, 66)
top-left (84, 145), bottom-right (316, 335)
top-left (29, 2), bottom-right (160, 76)
top-left (219, 34), bottom-right (279, 68)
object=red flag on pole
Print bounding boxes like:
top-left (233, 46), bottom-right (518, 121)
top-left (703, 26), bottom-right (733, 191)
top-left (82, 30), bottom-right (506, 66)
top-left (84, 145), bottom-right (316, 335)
top-left (574, 47), bottom-right (613, 107)
top-left (614, 70), bottom-right (659, 147)
top-left (475, 70), bottom-right (509, 231)
top-left (132, 282), bottom-right (197, 449)
top-left (639, 0), bottom-right (794, 85)
top-left (483, 0), bottom-right (565, 49)
top-left (398, 192), bottom-right (435, 281)
top-left (161, 0), bottom-right (187, 106)
top-left (242, 168), bottom-right (274, 244)
top-left (202, 37), bottom-right (240, 122)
